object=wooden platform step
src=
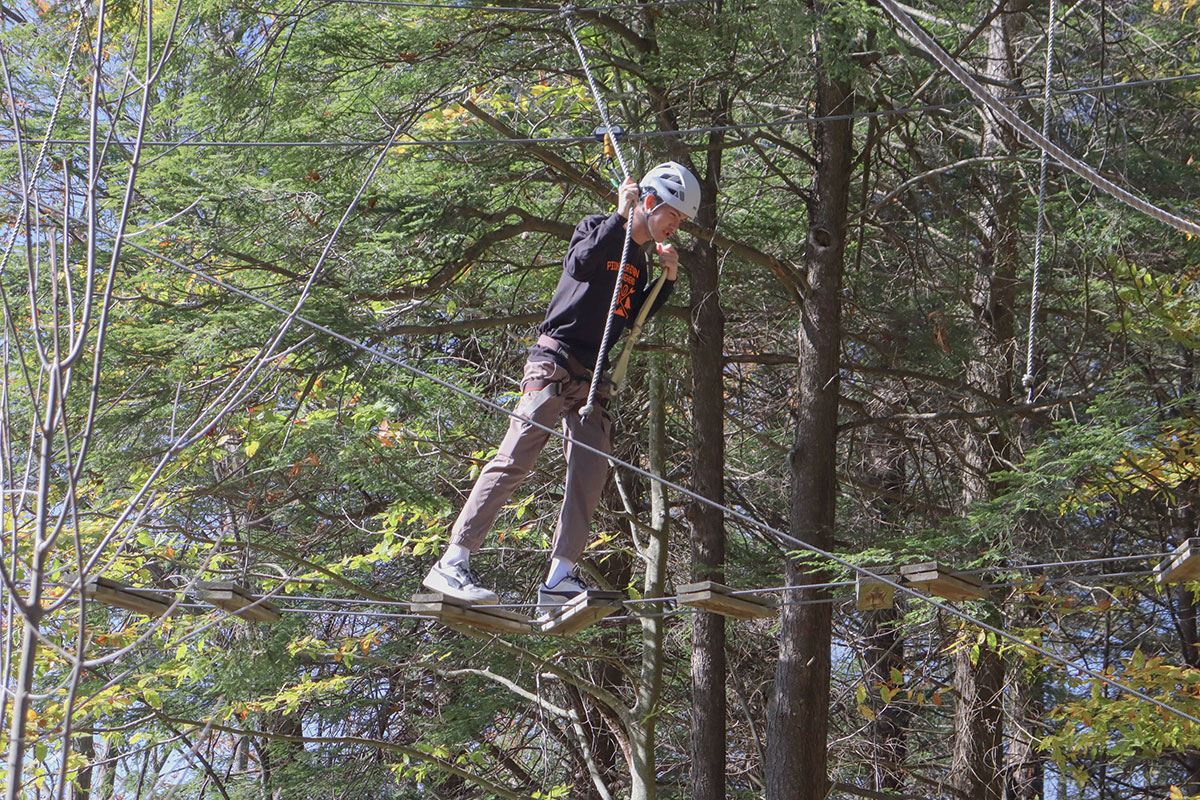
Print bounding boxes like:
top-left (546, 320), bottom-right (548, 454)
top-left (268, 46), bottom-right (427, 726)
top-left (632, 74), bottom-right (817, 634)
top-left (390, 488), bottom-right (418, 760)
top-left (196, 581), bottom-right (281, 623)
top-left (410, 593), bottom-right (534, 635)
top-left (856, 569), bottom-right (898, 611)
top-left (78, 575), bottom-right (174, 616)
top-left (1156, 539), bottom-right (1200, 584)
top-left (900, 562), bottom-right (990, 602)
top-left (676, 581), bottom-right (777, 620)
top-left (538, 590), bottom-right (624, 635)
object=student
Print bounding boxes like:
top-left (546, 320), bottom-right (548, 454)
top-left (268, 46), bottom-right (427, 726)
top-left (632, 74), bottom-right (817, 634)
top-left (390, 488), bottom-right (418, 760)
top-left (423, 162), bottom-right (701, 607)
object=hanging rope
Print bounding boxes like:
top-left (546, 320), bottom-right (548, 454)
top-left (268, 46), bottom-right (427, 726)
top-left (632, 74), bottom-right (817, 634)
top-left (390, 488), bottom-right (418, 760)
top-left (1023, 0), bottom-right (1057, 402)
top-left (562, 7), bottom-right (633, 180)
top-left (562, 5), bottom-right (638, 419)
top-left (875, 0), bottom-right (1200, 239)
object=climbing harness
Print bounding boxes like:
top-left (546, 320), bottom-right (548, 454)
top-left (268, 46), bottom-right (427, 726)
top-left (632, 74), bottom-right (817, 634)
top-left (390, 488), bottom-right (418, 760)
top-left (1023, 0), bottom-right (1056, 403)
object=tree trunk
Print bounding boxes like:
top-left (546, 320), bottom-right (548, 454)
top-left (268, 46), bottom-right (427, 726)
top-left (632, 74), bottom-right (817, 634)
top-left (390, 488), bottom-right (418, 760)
top-left (629, 355), bottom-right (670, 800)
top-left (685, 106), bottom-right (729, 800)
top-left (1172, 481), bottom-right (1200, 794)
top-left (952, 628), bottom-right (1005, 800)
top-left (1003, 610), bottom-right (1044, 800)
top-left (954, 4), bottom-right (1025, 798)
top-left (765, 10), bottom-right (854, 797)
top-left (863, 390), bottom-right (909, 791)
top-left (92, 739), bottom-right (117, 800)
top-left (72, 733), bottom-right (95, 800)
top-left (865, 609), bottom-right (908, 793)
top-left (685, 213), bottom-right (726, 800)
top-left (261, 712), bottom-right (304, 800)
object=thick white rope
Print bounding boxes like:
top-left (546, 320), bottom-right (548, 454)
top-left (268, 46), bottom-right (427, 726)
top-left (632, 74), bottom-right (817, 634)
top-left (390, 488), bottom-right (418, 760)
top-left (562, 6), bottom-right (638, 419)
top-left (1024, 0), bottom-right (1057, 401)
top-left (562, 6), bottom-right (633, 180)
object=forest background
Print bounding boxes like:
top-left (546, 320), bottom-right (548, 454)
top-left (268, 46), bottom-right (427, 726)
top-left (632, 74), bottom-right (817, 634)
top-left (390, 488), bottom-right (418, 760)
top-left (2, 0), bottom-right (1200, 798)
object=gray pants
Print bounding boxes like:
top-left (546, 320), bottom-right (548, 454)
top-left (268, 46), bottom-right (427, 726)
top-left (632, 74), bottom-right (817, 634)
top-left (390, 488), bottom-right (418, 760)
top-left (449, 359), bottom-right (613, 563)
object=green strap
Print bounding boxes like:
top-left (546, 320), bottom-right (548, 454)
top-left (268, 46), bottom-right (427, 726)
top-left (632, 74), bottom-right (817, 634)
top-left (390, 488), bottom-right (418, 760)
top-left (609, 272), bottom-right (668, 390)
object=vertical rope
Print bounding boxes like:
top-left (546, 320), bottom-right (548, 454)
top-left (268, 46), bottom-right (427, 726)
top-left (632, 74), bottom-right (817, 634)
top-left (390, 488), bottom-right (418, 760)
top-left (1023, 0), bottom-right (1057, 402)
top-left (562, 6), bottom-right (637, 418)
top-left (562, 7), bottom-right (632, 182)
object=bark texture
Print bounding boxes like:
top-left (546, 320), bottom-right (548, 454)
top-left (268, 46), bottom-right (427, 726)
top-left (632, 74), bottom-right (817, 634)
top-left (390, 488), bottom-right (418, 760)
top-left (765, 12), bottom-right (854, 797)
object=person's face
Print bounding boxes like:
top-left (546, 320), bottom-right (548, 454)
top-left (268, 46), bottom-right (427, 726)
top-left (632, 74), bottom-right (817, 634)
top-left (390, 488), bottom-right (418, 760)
top-left (644, 199), bottom-right (688, 242)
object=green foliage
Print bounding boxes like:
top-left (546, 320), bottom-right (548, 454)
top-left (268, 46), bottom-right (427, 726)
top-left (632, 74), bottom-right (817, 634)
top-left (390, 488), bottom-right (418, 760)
top-left (1043, 649), bottom-right (1200, 764)
top-left (7, 0), bottom-right (1200, 797)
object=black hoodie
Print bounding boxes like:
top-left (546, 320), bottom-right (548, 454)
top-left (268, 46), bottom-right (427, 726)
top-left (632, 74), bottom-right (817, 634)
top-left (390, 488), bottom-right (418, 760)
top-left (532, 211), bottom-right (675, 371)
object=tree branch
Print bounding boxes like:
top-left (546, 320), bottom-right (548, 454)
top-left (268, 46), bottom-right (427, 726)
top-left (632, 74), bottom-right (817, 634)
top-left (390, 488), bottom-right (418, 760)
top-left (155, 714), bottom-right (537, 800)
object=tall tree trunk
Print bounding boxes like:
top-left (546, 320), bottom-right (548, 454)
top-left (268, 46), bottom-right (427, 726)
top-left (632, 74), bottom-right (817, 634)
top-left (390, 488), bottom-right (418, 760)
top-left (261, 712), bottom-right (305, 800)
top-left (685, 143), bottom-right (727, 800)
top-left (629, 355), bottom-right (670, 800)
top-left (72, 733), bottom-right (95, 800)
top-left (863, 392), bottom-right (909, 791)
top-left (765, 10), bottom-right (854, 798)
top-left (92, 739), bottom-right (117, 800)
top-left (951, 628), bottom-right (1005, 800)
top-left (954, 4), bottom-right (1025, 798)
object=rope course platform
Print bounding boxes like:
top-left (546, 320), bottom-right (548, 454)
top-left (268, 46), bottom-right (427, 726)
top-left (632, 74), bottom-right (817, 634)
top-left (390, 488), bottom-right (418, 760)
top-left (676, 581), bottom-right (777, 620)
top-left (410, 593), bottom-right (534, 634)
top-left (900, 562), bottom-right (990, 603)
top-left (196, 581), bottom-right (282, 623)
top-left (538, 590), bottom-right (624, 635)
top-left (78, 575), bottom-right (174, 616)
top-left (1154, 539), bottom-right (1200, 585)
top-left (411, 590), bottom-right (625, 635)
top-left (856, 569), bottom-right (897, 611)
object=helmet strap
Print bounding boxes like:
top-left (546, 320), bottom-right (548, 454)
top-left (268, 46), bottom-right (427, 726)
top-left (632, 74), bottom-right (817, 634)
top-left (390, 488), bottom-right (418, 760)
top-left (642, 193), bottom-right (661, 242)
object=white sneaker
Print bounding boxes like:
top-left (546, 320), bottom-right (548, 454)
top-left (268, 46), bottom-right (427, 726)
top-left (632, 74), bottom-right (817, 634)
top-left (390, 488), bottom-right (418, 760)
top-left (538, 570), bottom-right (590, 609)
top-left (422, 562), bottom-right (499, 605)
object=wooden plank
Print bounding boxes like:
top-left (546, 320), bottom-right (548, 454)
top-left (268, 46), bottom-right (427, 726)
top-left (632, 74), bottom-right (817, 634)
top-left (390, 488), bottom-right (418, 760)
top-left (196, 581), bottom-right (282, 623)
top-left (900, 562), bottom-right (989, 602)
top-left (538, 590), bottom-right (624, 636)
top-left (410, 593), bottom-right (534, 635)
top-left (856, 569), bottom-right (897, 611)
top-left (79, 575), bottom-right (173, 616)
top-left (676, 581), bottom-right (777, 620)
top-left (1156, 538), bottom-right (1200, 584)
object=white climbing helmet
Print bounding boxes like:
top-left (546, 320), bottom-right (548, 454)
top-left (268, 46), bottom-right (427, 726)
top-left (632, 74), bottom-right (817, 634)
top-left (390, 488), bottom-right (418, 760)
top-left (639, 161), bottom-right (701, 219)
